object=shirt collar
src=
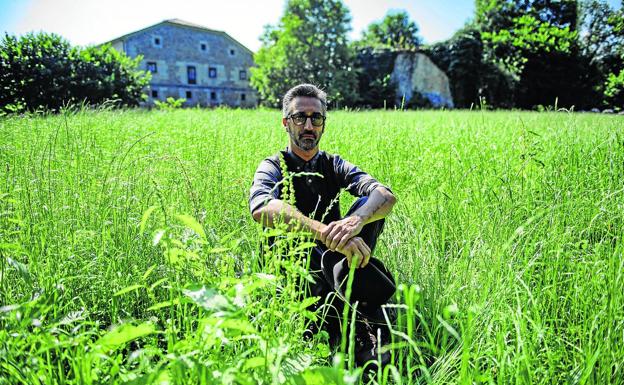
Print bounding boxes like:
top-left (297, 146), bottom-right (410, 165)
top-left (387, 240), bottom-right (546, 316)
top-left (284, 147), bottom-right (322, 172)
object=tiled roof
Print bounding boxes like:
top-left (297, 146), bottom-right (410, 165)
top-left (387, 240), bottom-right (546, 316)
top-left (102, 19), bottom-right (253, 54)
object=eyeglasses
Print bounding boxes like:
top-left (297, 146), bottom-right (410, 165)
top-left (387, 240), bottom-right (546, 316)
top-left (287, 112), bottom-right (326, 127)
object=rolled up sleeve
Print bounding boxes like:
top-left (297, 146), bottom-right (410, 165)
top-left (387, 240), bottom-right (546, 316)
top-left (249, 159), bottom-right (282, 215)
top-left (333, 155), bottom-right (389, 197)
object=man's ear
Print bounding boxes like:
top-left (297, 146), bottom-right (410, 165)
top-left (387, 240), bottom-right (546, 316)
top-left (282, 118), bottom-right (289, 131)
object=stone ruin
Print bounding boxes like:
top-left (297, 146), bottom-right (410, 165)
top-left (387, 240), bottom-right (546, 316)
top-left (391, 52), bottom-right (454, 108)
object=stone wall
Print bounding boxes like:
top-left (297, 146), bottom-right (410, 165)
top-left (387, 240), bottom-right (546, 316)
top-left (391, 52), bottom-right (453, 108)
top-left (114, 21), bottom-right (257, 108)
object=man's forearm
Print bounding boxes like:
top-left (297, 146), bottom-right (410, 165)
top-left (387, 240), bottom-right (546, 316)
top-left (252, 199), bottom-right (326, 239)
top-left (350, 186), bottom-right (396, 225)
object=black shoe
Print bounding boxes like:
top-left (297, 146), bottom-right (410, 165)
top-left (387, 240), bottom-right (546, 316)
top-left (354, 318), bottom-right (391, 369)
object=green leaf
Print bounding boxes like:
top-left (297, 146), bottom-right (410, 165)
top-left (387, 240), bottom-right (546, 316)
top-left (184, 285), bottom-right (233, 312)
top-left (147, 298), bottom-right (180, 311)
top-left (175, 214), bottom-right (206, 239)
top-left (113, 284), bottom-right (144, 297)
top-left (243, 356), bottom-right (266, 370)
top-left (294, 242), bottom-right (318, 252)
top-left (286, 367), bottom-right (346, 385)
top-left (93, 322), bottom-right (155, 352)
top-left (139, 206), bottom-right (157, 233)
top-left (215, 318), bottom-right (257, 334)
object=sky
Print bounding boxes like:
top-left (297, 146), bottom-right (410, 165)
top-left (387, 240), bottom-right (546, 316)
top-left (1, 0), bottom-right (621, 52)
top-left (0, 0), bottom-right (476, 51)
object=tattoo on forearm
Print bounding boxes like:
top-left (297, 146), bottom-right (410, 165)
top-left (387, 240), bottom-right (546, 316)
top-left (364, 196), bottom-right (389, 219)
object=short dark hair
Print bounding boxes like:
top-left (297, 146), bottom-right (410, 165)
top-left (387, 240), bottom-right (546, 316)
top-left (282, 84), bottom-right (327, 117)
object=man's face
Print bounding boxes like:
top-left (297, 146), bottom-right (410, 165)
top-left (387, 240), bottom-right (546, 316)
top-left (283, 96), bottom-right (325, 152)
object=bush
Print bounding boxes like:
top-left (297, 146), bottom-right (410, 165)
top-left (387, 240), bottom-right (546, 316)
top-left (352, 47), bottom-right (397, 108)
top-left (604, 69), bottom-right (624, 110)
top-left (0, 32), bottom-right (150, 113)
top-left (425, 26), bottom-right (515, 109)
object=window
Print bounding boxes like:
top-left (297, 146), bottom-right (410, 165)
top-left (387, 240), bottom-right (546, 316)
top-left (187, 66), bottom-right (196, 84)
top-left (186, 91), bottom-right (192, 99)
top-left (229, 49), bottom-right (235, 56)
top-left (147, 62), bottom-right (157, 73)
top-left (200, 42), bottom-right (207, 51)
top-left (153, 36), bottom-right (162, 47)
top-left (210, 91), bottom-right (216, 100)
top-left (208, 67), bottom-right (217, 78)
top-left (241, 93), bottom-right (246, 101)
top-left (151, 90), bottom-right (158, 98)
top-left (239, 70), bottom-right (247, 80)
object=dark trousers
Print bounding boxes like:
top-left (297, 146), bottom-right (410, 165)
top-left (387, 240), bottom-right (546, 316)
top-left (305, 196), bottom-right (390, 346)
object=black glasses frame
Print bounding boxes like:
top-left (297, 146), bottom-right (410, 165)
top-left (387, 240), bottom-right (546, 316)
top-left (287, 112), bottom-right (326, 127)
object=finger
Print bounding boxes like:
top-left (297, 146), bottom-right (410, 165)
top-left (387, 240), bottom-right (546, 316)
top-left (336, 232), bottom-right (352, 251)
top-left (362, 241), bottom-right (371, 258)
top-left (352, 242), bottom-right (366, 268)
top-left (354, 239), bottom-right (371, 268)
top-left (326, 226), bottom-right (343, 247)
top-left (360, 245), bottom-right (371, 268)
top-left (329, 229), bottom-right (347, 250)
top-left (320, 223), bottom-right (334, 243)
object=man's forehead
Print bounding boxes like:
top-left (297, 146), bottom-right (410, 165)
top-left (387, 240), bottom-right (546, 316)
top-left (288, 96), bottom-right (322, 113)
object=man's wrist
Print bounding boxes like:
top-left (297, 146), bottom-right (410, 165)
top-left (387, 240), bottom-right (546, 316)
top-left (350, 213), bottom-right (367, 226)
top-left (310, 221), bottom-right (327, 241)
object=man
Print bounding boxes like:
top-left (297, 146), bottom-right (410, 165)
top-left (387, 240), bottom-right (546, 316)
top-left (249, 84), bottom-right (397, 367)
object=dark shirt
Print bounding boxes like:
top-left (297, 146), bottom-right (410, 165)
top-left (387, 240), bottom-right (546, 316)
top-left (249, 149), bottom-right (386, 224)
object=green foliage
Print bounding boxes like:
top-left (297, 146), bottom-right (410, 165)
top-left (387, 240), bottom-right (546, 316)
top-left (476, 0), bottom-right (578, 32)
top-left (473, 0), bottom-right (602, 109)
top-left (580, 0), bottom-right (624, 66)
top-left (250, 0), bottom-right (357, 108)
top-left (425, 26), bottom-right (514, 108)
top-left (352, 48), bottom-right (397, 108)
top-left (357, 11), bottom-right (421, 51)
top-left (1, 109), bottom-right (623, 383)
top-left (482, 14), bottom-right (578, 77)
top-left (154, 97), bottom-right (186, 110)
top-left (0, 32), bottom-right (150, 113)
top-left (604, 69), bottom-right (624, 109)
top-left (579, 0), bottom-right (624, 108)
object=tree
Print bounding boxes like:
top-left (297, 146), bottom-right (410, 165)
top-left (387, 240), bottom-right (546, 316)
top-left (352, 48), bottom-right (397, 108)
top-left (357, 11), bottom-right (422, 51)
top-left (579, 0), bottom-right (624, 108)
top-left (426, 25), bottom-right (514, 108)
top-left (476, 0), bottom-right (578, 32)
top-left (476, 0), bottom-right (593, 109)
top-left (580, 0), bottom-right (623, 65)
top-left (0, 32), bottom-right (150, 113)
top-left (250, 0), bottom-right (357, 108)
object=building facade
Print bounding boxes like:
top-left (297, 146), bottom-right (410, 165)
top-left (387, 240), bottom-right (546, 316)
top-left (106, 19), bottom-right (257, 107)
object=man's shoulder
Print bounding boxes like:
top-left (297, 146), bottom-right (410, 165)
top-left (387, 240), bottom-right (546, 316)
top-left (319, 151), bottom-right (347, 164)
top-left (254, 152), bottom-right (284, 177)
top-left (256, 151), bottom-right (284, 165)
top-left (320, 151), bottom-right (355, 169)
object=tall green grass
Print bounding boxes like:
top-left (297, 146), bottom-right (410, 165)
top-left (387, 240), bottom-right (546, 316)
top-left (0, 108), bottom-right (622, 384)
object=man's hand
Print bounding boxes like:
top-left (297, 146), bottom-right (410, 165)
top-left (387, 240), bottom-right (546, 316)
top-left (335, 236), bottom-right (371, 268)
top-left (320, 215), bottom-right (365, 251)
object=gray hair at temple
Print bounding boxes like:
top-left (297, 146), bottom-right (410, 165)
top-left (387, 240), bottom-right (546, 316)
top-left (282, 84), bottom-right (328, 117)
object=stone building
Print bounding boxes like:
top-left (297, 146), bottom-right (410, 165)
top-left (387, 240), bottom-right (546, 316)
top-left (391, 52), bottom-right (453, 108)
top-left (105, 19), bottom-right (257, 107)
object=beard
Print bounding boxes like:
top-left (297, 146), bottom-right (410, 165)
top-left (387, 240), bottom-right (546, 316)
top-left (289, 130), bottom-right (322, 151)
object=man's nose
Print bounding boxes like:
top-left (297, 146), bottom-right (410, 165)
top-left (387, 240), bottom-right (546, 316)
top-left (303, 117), bottom-right (314, 130)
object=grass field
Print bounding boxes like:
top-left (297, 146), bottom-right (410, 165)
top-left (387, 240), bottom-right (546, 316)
top-left (1, 108), bottom-right (623, 384)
